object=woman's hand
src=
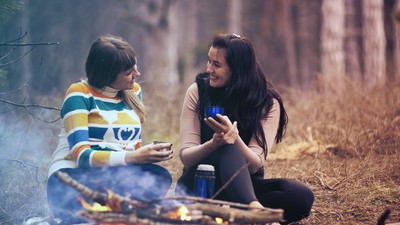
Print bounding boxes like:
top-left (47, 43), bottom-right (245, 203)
top-left (208, 121), bottom-right (239, 148)
top-left (204, 114), bottom-right (233, 133)
top-left (125, 142), bottom-right (173, 164)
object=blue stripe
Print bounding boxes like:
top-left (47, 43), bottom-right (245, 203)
top-left (89, 127), bottom-right (107, 140)
top-left (67, 130), bottom-right (89, 147)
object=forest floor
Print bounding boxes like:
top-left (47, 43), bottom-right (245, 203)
top-left (153, 80), bottom-right (400, 225)
top-left (0, 80), bottom-right (399, 225)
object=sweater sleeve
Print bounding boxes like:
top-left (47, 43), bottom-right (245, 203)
top-left (179, 83), bottom-right (201, 152)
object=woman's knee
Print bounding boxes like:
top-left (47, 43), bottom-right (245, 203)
top-left (282, 179), bottom-right (314, 222)
top-left (255, 178), bottom-right (314, 223)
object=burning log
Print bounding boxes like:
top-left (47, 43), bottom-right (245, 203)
top-left (55, 171), bottom-right (284, 225)
top-left (54, 171), bottom-right (150, 212)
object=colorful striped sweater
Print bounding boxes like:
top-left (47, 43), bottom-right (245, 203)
top-left (48, 81), bottom-right (142, 177)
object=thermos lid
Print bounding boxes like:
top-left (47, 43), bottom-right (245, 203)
top-left (197, 164), bottom-right (215, 171)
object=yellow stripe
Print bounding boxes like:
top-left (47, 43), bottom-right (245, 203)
top-left (64, 113), bottom-right (88, 132)
top-left (88, 111), bottom-right (109, 124)
top-left (67, 82), bottom-right (120, 100)
top-left (92, 151), bottom-right (111, 165)
top-left (113, 113), bottom-right (140, 124)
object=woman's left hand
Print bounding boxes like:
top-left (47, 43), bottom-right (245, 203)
top-left (206, 115), bottom-right (239, 146)
top-left (204, 114), bottom-right (233, 133)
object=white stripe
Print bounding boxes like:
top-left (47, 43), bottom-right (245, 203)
top-left (63, 109), bottom-right (89, 119)
top-left (109, 151), bottom-right (127, 166)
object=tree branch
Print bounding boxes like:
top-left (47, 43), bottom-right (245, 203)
top-left (0, 98), bottom-right (61, 123)
top-left (0, 98), bottom-right (60, 111)
top-left (0, 158), bottom-right (46, 184)
top-left (0, 42), bottom-right (60, 46)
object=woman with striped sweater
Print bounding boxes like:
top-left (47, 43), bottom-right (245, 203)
top-left (47, 35), bottom-right (173, 224)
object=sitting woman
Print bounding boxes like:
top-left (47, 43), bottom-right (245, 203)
top-left (47, 34), bottom-right (173, 224)
top-left (176, 33), bottom-right (314, 224)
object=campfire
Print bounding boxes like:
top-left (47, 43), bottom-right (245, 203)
top-left (55, 171), bottom-right (283, 225)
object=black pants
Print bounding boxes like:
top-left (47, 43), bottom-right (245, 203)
top-left (47, 164), bottom-right (172, 224)
top-left (176, 144), bottom-right (314, 224)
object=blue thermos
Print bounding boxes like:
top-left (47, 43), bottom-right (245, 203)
top-left (194, 164), bottom-right (215, 198)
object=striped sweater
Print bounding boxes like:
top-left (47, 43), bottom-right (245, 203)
top-left (48, 81), bottom-right (142, 176)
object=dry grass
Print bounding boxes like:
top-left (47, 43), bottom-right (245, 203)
top-left (143, 79), bottom-right (400, 225)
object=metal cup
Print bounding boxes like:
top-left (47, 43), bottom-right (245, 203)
top-left (205, 106), bottom-right (224, 120)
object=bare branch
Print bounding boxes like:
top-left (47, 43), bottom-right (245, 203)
top-left (0, 98), bottom-right (60, 111)
top-left (0, 73), bottom-right (33, 95)
top-left (210, 161), bottom-right (250, 199)
top-left (0, 46), bottom-right (17, 61)
top-left (0, 158), bottom-right (46, 184)
top-left (0, 44), bottom-right (37, 66)
top-left (5, 31), bottom-right (28, 43)
top-left (0, 42), bottom-right (60, 46)
top-left (0, 98), bottom-right (61, 123)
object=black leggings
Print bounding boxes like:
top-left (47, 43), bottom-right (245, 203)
top-left (47, 164), bottom-right (172, 224)
top-left (176, 144), bottom-right (314, 223)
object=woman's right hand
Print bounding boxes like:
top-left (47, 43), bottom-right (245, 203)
top-left (125, 142), bottom-right (173, 164)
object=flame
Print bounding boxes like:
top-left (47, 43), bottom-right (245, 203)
top-left (215, 217), bottom-right (228, 224)
top-left (78, 196), bottom-right (111, 212)
top-left (178, 206), bottom-right (191, 221)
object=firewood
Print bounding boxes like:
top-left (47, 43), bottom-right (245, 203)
top-left (185, 203), bottom-right (283, 224)
top-left (54, 171), bottom-right (150, 211)
top-left (55, 171), bottom-right (284, 224)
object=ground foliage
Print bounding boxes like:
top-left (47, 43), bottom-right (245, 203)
top-left (0, 80), bottom-right (399, 225)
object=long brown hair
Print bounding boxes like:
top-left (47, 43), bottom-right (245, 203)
top-left (85, 34), bottom-right (146, 122)
top-left (197, 33), bottom-right (288, 157)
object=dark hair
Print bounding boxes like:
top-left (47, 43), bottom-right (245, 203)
top-left (85, 35), bottom-right (146, 122)
top-left (85, 35), bottom-right (137, 88)
top-left (198, 33), bottom-right (288, 157)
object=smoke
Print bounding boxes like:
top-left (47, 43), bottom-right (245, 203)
top-left (0, 108), bottom-right (60, 224)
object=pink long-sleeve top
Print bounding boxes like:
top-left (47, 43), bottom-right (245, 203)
top-left (179, 83), bottom-right (281, 174)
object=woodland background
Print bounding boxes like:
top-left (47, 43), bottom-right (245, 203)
top-left (1, 0), bottom-right (399, 224)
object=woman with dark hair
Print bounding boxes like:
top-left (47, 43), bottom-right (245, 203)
top-left (47, 34), bottom-right (173, 224)
top-left (176, 33), bottom-right (314, 224)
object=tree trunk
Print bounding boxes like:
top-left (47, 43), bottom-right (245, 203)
top-left (130, 0), bottom-right (179, 94)
top-left (21, 0), bottom-right (32, 100)
top-left (296, 0), bottom-right (321, 90)
top-left (362, 0), bottom-right (386, 86)
top-left (281, 0), bottom-right (298, 86)
top-left (344, 0), bottom-right (363, 81)
top-left (320, 0), bottom-right (345, 88)
top-left (394, 0), bottom-right (400, 80)
top-left (175, 0), bottom-right (199, 87)
top-left (227, 0), bottom-right (242, 34)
